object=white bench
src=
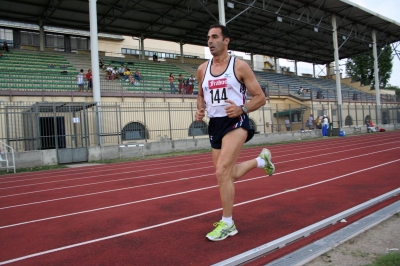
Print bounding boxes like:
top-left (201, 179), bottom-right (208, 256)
top-left (354, 126), bottom-right (362, 134)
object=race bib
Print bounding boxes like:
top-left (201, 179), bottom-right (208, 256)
top-left (209, 78), bottom-right (228, 106)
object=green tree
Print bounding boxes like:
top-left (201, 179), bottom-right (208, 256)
top-left (345, 46), bottom-right (393, 89)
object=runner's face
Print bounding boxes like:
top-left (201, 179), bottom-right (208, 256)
top-left (207, 28), bottom-right (229, 56)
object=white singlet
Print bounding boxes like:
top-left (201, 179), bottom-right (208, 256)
top-left (201, 57), bottom-right (247, 118)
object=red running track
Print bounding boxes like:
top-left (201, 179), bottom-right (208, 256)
top-left (0, 131), bottom-right (400, 265)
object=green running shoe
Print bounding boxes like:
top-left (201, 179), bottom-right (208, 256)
top-left (259, 148), bottom-right (275, 176)
top-left (206, 221), bottom-right (238, 241)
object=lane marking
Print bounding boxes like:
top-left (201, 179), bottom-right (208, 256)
top-left (1, 146), bottom-right (399, 208)
top-left (1, 140), bottom-right (399, 198)
top-left (1, 158), bottom-right (399, 265)
top-left (1, 132), bottom-right (397, 183)
top-left (1, 147), bottom-right (399, 229)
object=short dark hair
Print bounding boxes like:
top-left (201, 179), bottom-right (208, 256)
top-left (209, 24), bottom-right (232, 41)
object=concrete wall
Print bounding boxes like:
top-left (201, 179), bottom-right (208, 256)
top-left (8, 125), bottom-right (397, 169)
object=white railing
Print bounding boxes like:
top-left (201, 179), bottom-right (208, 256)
top-left (0, 141), bottom-right (16, 173)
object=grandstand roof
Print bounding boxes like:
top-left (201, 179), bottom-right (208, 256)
top-left (2, 0), bottom-right (400, 64)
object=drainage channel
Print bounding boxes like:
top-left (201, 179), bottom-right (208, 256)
top-left (212, 188), bottom-right (400, 266)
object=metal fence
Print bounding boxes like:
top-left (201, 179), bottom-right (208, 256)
top-left (0, 101), bottom-right (399, 152)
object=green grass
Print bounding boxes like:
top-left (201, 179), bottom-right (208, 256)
top-left (365, 252), bottom-right (400, 266)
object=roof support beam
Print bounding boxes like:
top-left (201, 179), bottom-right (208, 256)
top-left (332, 14), bottom-right (343, 128)
top-left (372, 30), bottom-right (381, 123)
top-left (89, 0), bottom-right (101, 103)
top-left (218, 0), bottom-right (226, 25)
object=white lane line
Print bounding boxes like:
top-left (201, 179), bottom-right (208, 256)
top-left (1, 139), bottom-right (399, 198)
top-left (1, 158), bottom-right (399, 265)
top-left (1, 146), bottom-right (399, 229)
top-left (2, 135), bottom-right (393, 188)
top-left (1, 132), bottom-right (396, 183)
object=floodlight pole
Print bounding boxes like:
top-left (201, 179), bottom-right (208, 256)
top-left (218, 0), bottom-right (226, 25)
top-left (372, 30), bottom-right (382, 123)
top-left (331, 14), bottom-right (343, 129)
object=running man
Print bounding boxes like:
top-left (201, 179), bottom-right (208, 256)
top-left (195, 24), bottom-right (275, 241)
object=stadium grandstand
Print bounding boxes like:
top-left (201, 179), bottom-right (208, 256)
top-left (0, 0), bottom-right (399, 167)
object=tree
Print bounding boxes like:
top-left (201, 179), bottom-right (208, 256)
top-left (345, 46), bottom-right (393, 89)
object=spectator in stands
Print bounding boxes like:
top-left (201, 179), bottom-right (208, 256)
top-left (284, 116), bottom-right (291, 131)
top-left (112, 67), bottom-right (118, 80)
top-left (129, 74), bottom-right (135, 84)
top-left (106, 65), bottom-right (113, 72)
top-left (314, 116), bottom-right (321, 129)
top-left (316, 90), bottom-right (324, 99)
top-left (366, 119), bottom-right (379, 132)
top-left (123, 68), bottom-right (131, 81)
top-left (168, 73), bottom-right (177, 94)
top-left (99, 58), bottom-right (105, 69)
top-left (153, 54), bottom-right (160, 62)
top-left (182, 79), bottom-right (188, 94)
top-left (298, 86), bottom-right (304, 96)
top-left (106, 69), bottom-right (113, 81)
top-left (118, 65), bottom-right (125, 77)
top-left (86, 69), bottom-right (92, 92)
top-left (322, 115), bottom-right (329, 137)
top-left (2, 41), bottom-right (9, 52)
top-left (60, 64), bottom-right (67, 68)
top-left (76, 69), bottom-right (85, 92)
top-left (187, 74), bottom-right (195, 94)
top-left (48, 63), bottom-right (55, 68)
top-left (306, 114), bottom-right (314, 130)
top-left (134, 69), bottom-right (141, 83)
top-left (178, 74), bottom-right (184, 94)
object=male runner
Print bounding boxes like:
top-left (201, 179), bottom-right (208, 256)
top-left (195, 24), bottom-right (275, 241)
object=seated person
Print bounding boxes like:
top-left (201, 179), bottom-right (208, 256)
top-left (112, 68), bottom-right (118, 80)
top-left (118, 65), bottom-right (125, 76)
top-left (2, 41), bottom-right (9, 52)
top-left (106, 65), bottom-right (113, 72)
top-left (106, 70), bottom-right (113, 80)
top-left (153, 54), bottom-right (159, 62)
top-left (134, 69), bottom-right (141, 82)
top-left (129, 74), bottom-right (135, 84)
top-left (123, 68), bottom-right (131, 81)
top-left (99, 58), bottom-right (105, 69)
top-left (48, 63), bottom-right (55, 68)
top-left (366, 119), bottom-right (378, 132)
top-left (60, 64), bottom-right (67, 68)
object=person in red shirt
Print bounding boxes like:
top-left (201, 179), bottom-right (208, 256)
top-left (366, 119), bottom-right (379, 132)
top-left (86, 69), bottom-right (93, 92)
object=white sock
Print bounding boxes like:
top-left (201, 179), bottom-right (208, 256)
top-left (222, 216), bottom-right (233, 226)
top-left (256, 157), bottom-right (266, 168)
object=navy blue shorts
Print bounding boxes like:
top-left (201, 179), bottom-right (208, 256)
top-left (208, 114), bottom-right (254, 149)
